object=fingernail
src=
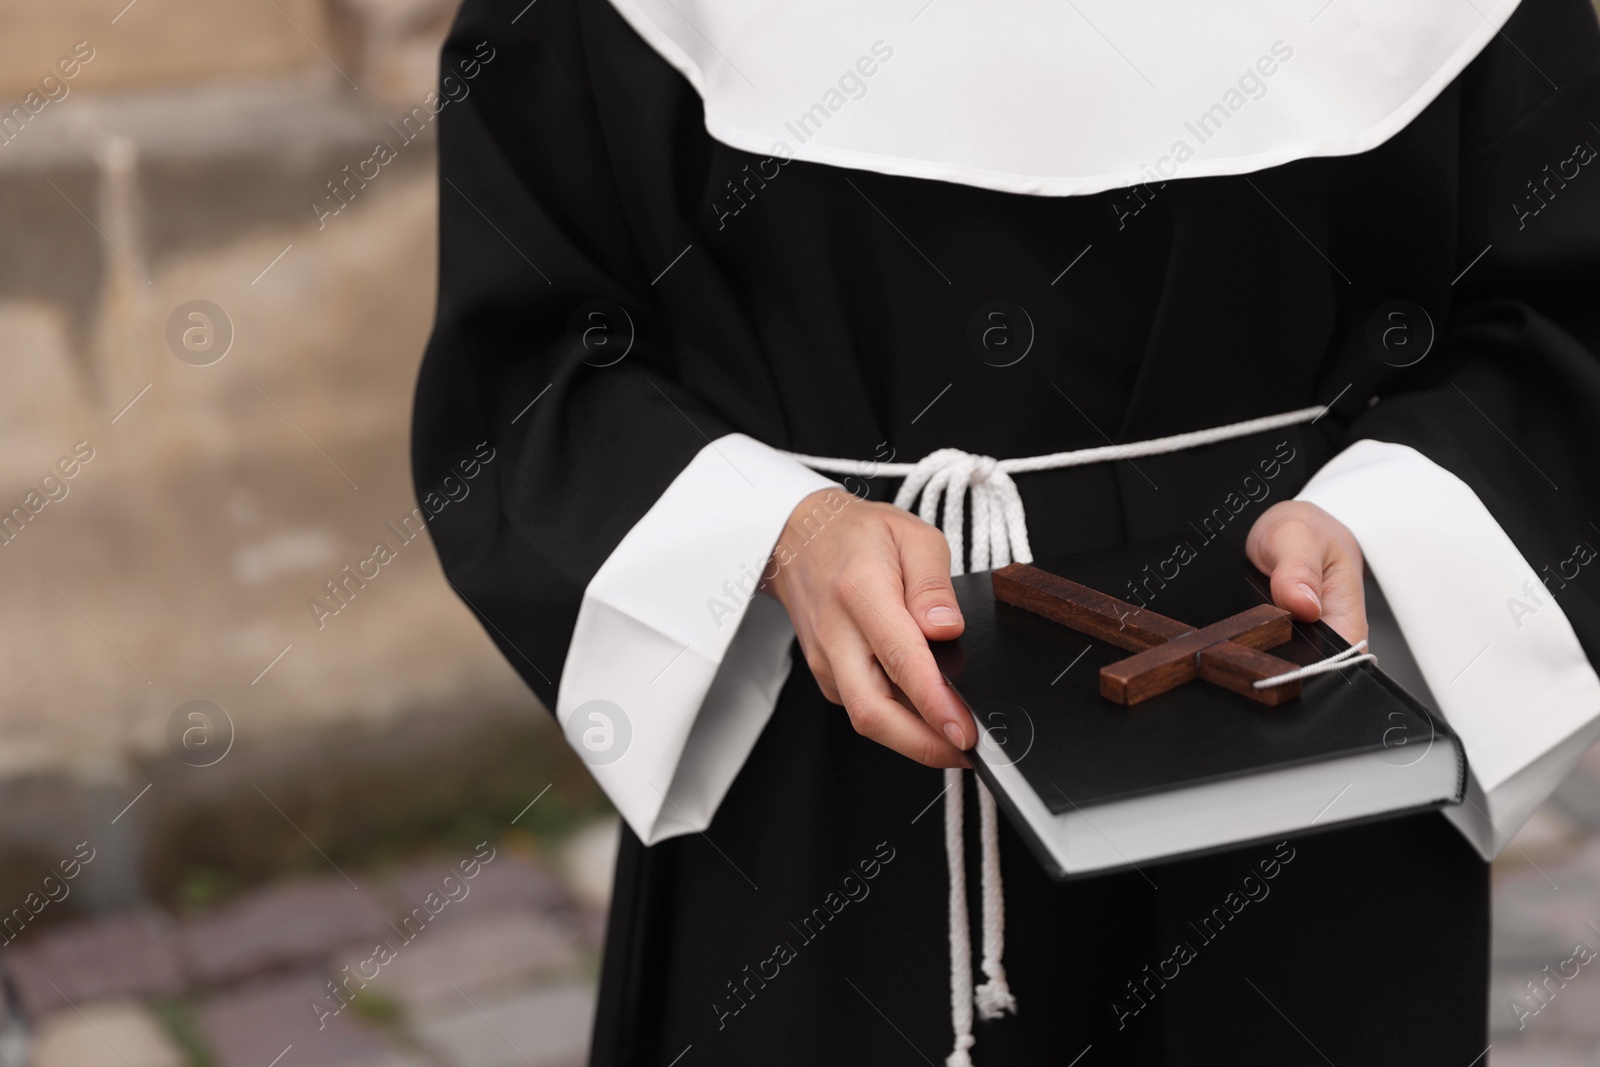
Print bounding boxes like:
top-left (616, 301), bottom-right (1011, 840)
top-left (943, 721), bottom-right (967, 749)
top-left (927, 605), bottom-right (961, 627)
top-left (1297, 582), bottom-right (1322, 613)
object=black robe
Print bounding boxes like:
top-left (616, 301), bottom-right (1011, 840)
top-left (412, 0), bottom-right (1600, 1061)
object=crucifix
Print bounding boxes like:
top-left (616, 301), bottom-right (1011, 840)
top-left (992, 562), bottom-right (1303, 706)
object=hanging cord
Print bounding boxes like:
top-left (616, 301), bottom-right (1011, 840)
top-left (1254, 639), bottom-right (1376, 688)
top-left (974, 779), bottom-right (1017, 1019)
top-left (939, 767), bottom-right (1017, 1067)
top-left (942, 767), bottom-right (977, 1067)
top-left (782, 403), bottom-right (1330, 1064)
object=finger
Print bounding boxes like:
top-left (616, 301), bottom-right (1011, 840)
top-left (797, 637), bottom-right (839, 703)
top-left (1318, 551), bottom-right (1369, 646)
top-left (838, 571), bottom-right (975, 749)
top-left (896, 524), bottom-right (964, 640)
top-left (1249, 518), bottom-right (1329, 623)
top-left (834, 640), bottom-right (967, 767)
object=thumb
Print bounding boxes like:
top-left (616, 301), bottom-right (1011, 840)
top-left (1248, 517), bottom-right (1331, 625)
top-left (1248, 510), bottom-right (1369, 645)
top-left (897, 523), bottom-right (965, 641)
top-left (1317, 553), bottom-right (1369, 646)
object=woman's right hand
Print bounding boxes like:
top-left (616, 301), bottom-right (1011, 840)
top-left (762, 487), bottom-right (976, 768)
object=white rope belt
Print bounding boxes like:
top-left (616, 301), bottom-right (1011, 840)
top-left (781, 402), bottom-right (1327, 1067)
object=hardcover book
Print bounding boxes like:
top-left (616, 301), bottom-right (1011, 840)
top-left (931, 540), bottom-right (1465, 879)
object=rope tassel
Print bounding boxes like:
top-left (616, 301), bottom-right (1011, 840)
top-left (943, 770), bottom-right (1017, 1067)
top-left (974, 780), bottom-right (1017, 1020)
top-left (943, 767), bottom-right (977, 1067)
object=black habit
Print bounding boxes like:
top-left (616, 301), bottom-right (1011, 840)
top-left (412, 0), bottom-right (1600, 1061)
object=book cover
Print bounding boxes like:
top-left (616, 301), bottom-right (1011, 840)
top-left (932, 540), bottom-right (1466, 879)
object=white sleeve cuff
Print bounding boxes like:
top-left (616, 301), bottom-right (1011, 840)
top-left (556, 433), bottom-right (838, 846)
top-left (1297, 438), bottom-right (1600, 860)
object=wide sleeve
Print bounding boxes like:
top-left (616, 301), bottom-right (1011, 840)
top-left (1295, 0), bottom-right (1600, 859)
top-left (410, 0), bottom-right (835, 845)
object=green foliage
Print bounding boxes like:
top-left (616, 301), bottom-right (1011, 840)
top-left (350, 988), bottom-right (405, 1028)
top-left (140, 705), bottom-right (610, 910)
top-left (150, 999), bottom-right (216, 1067)
top-left (176, 866), bottom-right (244, 915)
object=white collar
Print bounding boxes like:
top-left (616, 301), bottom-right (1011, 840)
top-left (604, 0), bottom-right (1521, 197)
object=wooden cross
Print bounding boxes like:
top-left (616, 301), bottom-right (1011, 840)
top-left (992, 563), bottom-right (1302, 706)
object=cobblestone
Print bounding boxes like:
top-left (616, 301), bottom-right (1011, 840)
top-left (330, 911), bottom-right (580, 1018)
top-left (198, 972), bottom-right (419, 1067)
top-left (414, 983), bottom-right (596, 1067)
top-left (389, 852), bottom-right (569, 930)
top-left (6, 912), bottom-right (184, 1019)
top-left (180, 876), bottom-right (391, 986)
top-left (32, 1001), bottom-right (184, 1067)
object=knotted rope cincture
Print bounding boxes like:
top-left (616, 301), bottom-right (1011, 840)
top-left (782, 402), bottom-right (1328, 1067)
top-left (784, 404), bottom-right (1327, 578)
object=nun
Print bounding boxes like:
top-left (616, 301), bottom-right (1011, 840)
top-left (413, 0), bottom-right (1600, 1060)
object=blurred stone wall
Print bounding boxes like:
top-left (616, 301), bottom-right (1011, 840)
top-left (0, 0), bottom-right (604, 916)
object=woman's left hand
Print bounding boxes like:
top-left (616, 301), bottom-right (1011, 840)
top-left (1245, 500), bottom-right (1369, 645)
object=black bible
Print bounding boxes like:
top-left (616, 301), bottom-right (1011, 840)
top-left (931, 540), bottom-right (1466, 880)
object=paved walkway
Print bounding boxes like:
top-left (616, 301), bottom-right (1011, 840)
top-left (1488, 743), bottom-right (1600, 1066)
top-left (8, 755), bottom-right (1600, 1067)
top-left (1, 838), bottom-right (606, 1067)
